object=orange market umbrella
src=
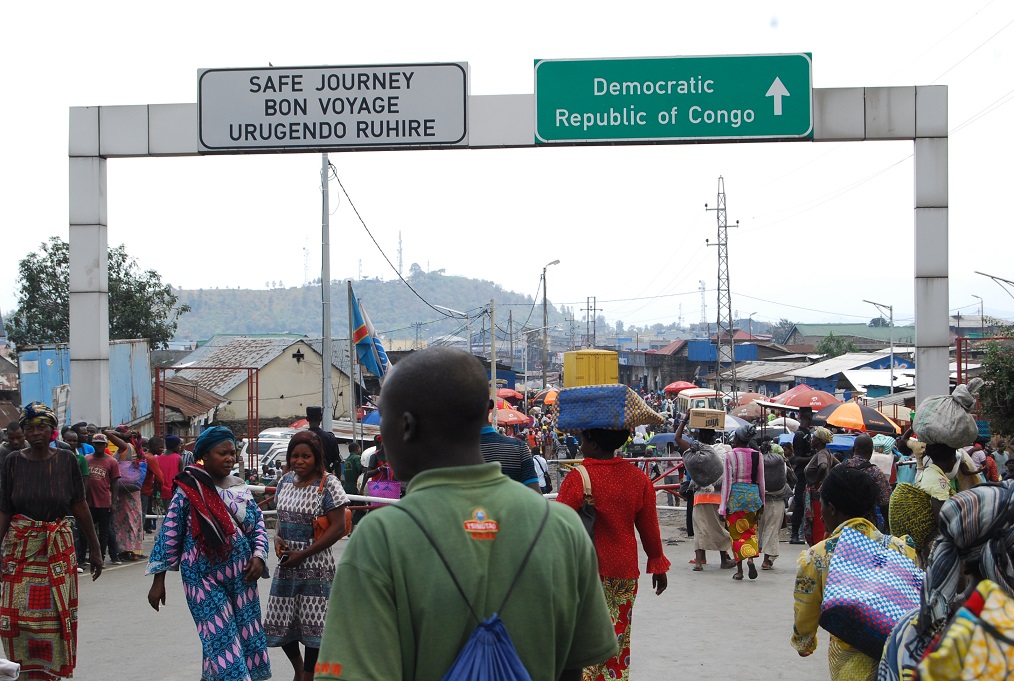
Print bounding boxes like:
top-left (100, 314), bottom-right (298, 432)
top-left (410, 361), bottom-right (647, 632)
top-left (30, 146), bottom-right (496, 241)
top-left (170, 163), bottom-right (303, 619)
top-left (534, 389), bottom-right (559, 405)
top-left (663, 381), bottom-right (697, 394)
top-left (781, 390), bottom-right (841, 411)
top-left (493, 409), bottom-right (532, 426)
top-left (812, 402), bottom-right (901, 435)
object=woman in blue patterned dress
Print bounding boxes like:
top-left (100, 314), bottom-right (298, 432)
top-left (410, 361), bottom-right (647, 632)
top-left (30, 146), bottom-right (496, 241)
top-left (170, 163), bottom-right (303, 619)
top-left (146, 426), bottom-right (271, 681)
top-left (265, 430), bottom-right (348, 681)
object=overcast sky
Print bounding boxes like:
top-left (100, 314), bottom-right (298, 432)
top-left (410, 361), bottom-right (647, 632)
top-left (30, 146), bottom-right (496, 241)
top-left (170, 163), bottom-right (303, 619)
top-left (2, 1), bottom-right (1012, 335)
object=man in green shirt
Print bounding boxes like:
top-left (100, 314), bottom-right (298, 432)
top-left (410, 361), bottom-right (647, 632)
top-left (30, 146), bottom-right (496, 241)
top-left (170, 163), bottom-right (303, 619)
top-left (316, 347), bottom-right (617, 681)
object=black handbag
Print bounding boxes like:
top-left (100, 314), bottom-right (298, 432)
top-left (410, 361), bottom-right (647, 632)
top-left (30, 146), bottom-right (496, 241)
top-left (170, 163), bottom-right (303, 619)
top-left (575, 465), bottom-right (596, 540)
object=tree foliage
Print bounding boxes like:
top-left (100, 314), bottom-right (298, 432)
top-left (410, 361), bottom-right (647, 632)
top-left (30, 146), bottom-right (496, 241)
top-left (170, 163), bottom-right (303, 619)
top-left (815, 332), bottom-right (858, 358)
top-left (869, 316), bottom-right (889, 327)
top-left (5, 237), bottom-right (190, 349)
top-left (773, 318), bottom-right (796, 344)
top-left (980, 341), bottom-right (1014, 436)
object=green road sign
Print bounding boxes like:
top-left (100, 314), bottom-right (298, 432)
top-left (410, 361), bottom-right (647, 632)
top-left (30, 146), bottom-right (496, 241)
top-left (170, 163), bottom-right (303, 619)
top-left (535, 54), bottom-right (812, 144)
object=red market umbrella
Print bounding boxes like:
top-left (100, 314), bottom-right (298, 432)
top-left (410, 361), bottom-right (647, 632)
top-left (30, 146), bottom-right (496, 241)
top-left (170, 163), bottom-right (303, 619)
top-left (289, 418), bottom-right (309, 429)
top-left (734, 392), bottom-right (767, 407)
top-left (781, 390), bottom-right (842, 411)
top-left (773, 384), bottom-right (815, 404)
top-left (812, 402), bottom-right (901, 435)
top-left (663, 381), bottom-right (697, 394)
top-left (496, 387), bottom-right (524, 400)
top-left (493, 409), bottom-right (531, 426)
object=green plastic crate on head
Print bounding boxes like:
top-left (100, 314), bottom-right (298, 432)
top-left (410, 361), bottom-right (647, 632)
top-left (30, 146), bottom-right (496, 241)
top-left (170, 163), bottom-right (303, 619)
top-left (563, 350), bottom-right (619, 388)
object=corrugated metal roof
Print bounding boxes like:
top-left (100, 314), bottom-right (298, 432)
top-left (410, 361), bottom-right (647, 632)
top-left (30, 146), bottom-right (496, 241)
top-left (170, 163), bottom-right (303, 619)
top-left (0, 401), bottom-right (19, 425)
top-left (790, 324), bottom-right (915, 343)
top-left (173, 335), bottom-right (305, 394)
top-left (303, 338), bottom-right (363, 387)
top-left (861, 390), bottom-right (917, 408)
top-left (789, 351), bottom-right (892, 379)
top-left (720, 361), bottom-right (804, 381)
top-left (657, 339), bottom-right (687, 355)
top-left (160, 377), bottom-right (229, 419)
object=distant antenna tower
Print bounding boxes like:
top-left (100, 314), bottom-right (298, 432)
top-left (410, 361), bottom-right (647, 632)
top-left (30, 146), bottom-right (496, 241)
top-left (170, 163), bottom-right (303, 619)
top-left (699, 280), bottom-right (707, 326)
top-left (678, 303), bottom-right (684, 329)
top-left (706, 177), bottom-right (738, 394)
top-left (398, 231), bottom-right (403, 276)
top-left (303, 236), bottom-right (310, 286)
top-left (358, 259), bottom-right (362, 281)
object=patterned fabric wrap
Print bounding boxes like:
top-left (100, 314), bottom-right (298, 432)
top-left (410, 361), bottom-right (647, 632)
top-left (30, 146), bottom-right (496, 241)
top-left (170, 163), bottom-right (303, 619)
top-left (889, 482), bottom-right (937, 550)
top-left (147, 483), bottom-right (271, 681)
top-left (18, 402), bottom-right (57, 429)
top-left (265, 472), bottom-right (348, 649)
top-left (917, 579), bottom-right (1014, 680)
top-left (582, 577), bottom-right (637, 681)
top-left (727, 481), bottom-right (762, 514)
top-left (727, 508), bottom-right (759, 561)
top-left (919, 481), bottom-right (1014, 641)
top-left (0, 516), bottom-right (78, 679)
top-left (553, 384), bottom-right (664, 433)
top-left (819, 526), bottom-right (925, 659)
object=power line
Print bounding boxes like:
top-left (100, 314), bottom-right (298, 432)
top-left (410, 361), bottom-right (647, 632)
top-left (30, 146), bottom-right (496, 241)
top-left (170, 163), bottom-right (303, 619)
top-left (327, 163), bottom-right (457, 320)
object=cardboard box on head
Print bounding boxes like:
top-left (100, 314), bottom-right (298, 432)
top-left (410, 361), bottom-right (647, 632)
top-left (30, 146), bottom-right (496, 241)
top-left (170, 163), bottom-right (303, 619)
top-left (689, 408), bottom-right (725, 431)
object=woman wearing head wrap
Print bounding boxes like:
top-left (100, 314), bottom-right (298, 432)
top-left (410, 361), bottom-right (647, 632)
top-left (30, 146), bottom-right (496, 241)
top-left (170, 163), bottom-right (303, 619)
top-left (265, 430), bottom-right (349, 681)
top-left (720, 424), bottom-right (766, 580)
top-left (792, 467), bottom-right (917, 680)
top-left (0, 402), bottom-right (103, 679)
top-left (555, 386), bottom-right (670, 681)
top-left (146, 426), bottom-right (271, 681)
top-left (803, 426), bottom-right (838, 545)
top-left (878, 481), bottom-right (1014, 681)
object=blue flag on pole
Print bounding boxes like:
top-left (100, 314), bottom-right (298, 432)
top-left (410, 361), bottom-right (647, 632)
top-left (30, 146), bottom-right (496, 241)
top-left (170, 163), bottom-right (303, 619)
top-left (351, 290), bottom-right (389, 383)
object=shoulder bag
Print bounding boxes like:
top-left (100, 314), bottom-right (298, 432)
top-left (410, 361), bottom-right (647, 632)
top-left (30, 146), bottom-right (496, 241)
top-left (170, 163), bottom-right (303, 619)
top-left (575, 464), bottom-right (596, 540)
top-left (312, 473), bottom-right (331, 542)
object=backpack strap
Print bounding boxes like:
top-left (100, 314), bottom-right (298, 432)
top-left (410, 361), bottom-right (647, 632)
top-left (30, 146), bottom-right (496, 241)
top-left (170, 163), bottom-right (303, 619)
top-left (393, 500), bottom-right (552, 623)
top-left (750, 450), bottom-right (760, 485)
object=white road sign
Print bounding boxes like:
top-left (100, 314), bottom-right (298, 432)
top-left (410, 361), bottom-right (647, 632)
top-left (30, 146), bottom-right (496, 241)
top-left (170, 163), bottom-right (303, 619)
top-left (198, 63), bottom-right (468, 152)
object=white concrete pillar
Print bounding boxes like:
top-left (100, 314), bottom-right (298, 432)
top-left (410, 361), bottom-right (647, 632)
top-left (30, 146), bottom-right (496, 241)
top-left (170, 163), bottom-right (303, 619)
top-left (69, 107), bottom-right (110, 426)
top-left (913, 86), bottom-right (950, 402)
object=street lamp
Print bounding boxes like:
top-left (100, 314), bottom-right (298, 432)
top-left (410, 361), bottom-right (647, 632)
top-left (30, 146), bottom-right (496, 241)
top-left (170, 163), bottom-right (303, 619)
top-left (748, 312), bottom-right (757, 340)
top-left (972, 294), bottom-right (984, 338)
top-left (542, 259), bottom-right (560, 389)
top-left (975, 271), bottom-right (1014, 304)
top-left (863, 299), bottom-right (894, 395)
top-left (434, 305), bottom-right (471, 356)
top-left (521, 325), bottom-right (560, 412)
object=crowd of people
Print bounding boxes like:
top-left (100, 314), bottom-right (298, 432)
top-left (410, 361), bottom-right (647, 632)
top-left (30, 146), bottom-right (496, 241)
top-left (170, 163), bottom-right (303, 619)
top-left (2, 362), bottom-right (1014, 680)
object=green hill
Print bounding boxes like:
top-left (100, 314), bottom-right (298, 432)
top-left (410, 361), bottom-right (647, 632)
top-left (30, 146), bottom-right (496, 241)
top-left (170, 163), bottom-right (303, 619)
top-left (175, 270), bottom-right (571, 342)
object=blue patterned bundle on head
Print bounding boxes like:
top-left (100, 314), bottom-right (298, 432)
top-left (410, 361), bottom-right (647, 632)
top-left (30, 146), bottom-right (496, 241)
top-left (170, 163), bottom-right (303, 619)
top-left (19, 401), bottom-right (57, 429)
top-left (553, 384), bottom-right (665, 433)
top-left (193, 426), bottom-right (235, 461)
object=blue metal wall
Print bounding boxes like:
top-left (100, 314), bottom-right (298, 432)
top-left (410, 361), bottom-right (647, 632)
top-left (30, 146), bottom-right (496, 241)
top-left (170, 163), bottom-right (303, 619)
top-left (18, 340), bottom-right (151, 426)
top-left (18, 344), bottom-right (71, 410)
top-left (109, 340), bottom-right (152, 426)
top-left (687, 341), bottom-right (758, 362)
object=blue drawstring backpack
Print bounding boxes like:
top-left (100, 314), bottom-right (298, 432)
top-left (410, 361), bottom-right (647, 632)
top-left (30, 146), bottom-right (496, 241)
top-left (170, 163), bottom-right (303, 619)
top-left (393, 502), bottom-right (550, 681)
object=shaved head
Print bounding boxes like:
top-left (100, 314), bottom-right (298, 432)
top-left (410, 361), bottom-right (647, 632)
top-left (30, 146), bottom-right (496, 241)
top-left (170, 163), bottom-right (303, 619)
top-left (379, 347), bottom-right (489, 480)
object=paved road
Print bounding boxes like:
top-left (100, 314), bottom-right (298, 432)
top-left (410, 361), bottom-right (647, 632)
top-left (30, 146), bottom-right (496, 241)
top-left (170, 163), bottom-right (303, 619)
top-left (74, 511), bottom-right (830, 680)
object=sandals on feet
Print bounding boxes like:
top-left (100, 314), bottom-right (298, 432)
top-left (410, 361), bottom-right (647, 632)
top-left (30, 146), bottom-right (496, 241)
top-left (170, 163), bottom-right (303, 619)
top-left (732, 573), bottom-right (744, 580)
top-left (748, 562), bottom-right (758, 580)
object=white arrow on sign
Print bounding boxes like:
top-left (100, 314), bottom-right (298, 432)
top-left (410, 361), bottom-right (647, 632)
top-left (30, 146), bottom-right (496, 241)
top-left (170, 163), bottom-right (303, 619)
top-left (765, 77), bottom-right (790, 116)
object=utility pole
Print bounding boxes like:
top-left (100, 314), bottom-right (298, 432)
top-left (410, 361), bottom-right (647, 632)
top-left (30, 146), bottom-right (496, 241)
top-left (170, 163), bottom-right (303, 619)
top-left (542, 260), bottom-right (560, 389)
top-left (397, 231), bottom-right (403, 276)
top-left (412, 322), bottom-right (424, 350)
top-left (706, 176), bottom-right (737, 394)
top-left (508, 310), bottom-right (514, 367)
top-left (699, 280), bottom-right (707, 335)
top-left (320, 154), bottom-right (333, 431)
top-left (489, 300), bottom-right (497, 427)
